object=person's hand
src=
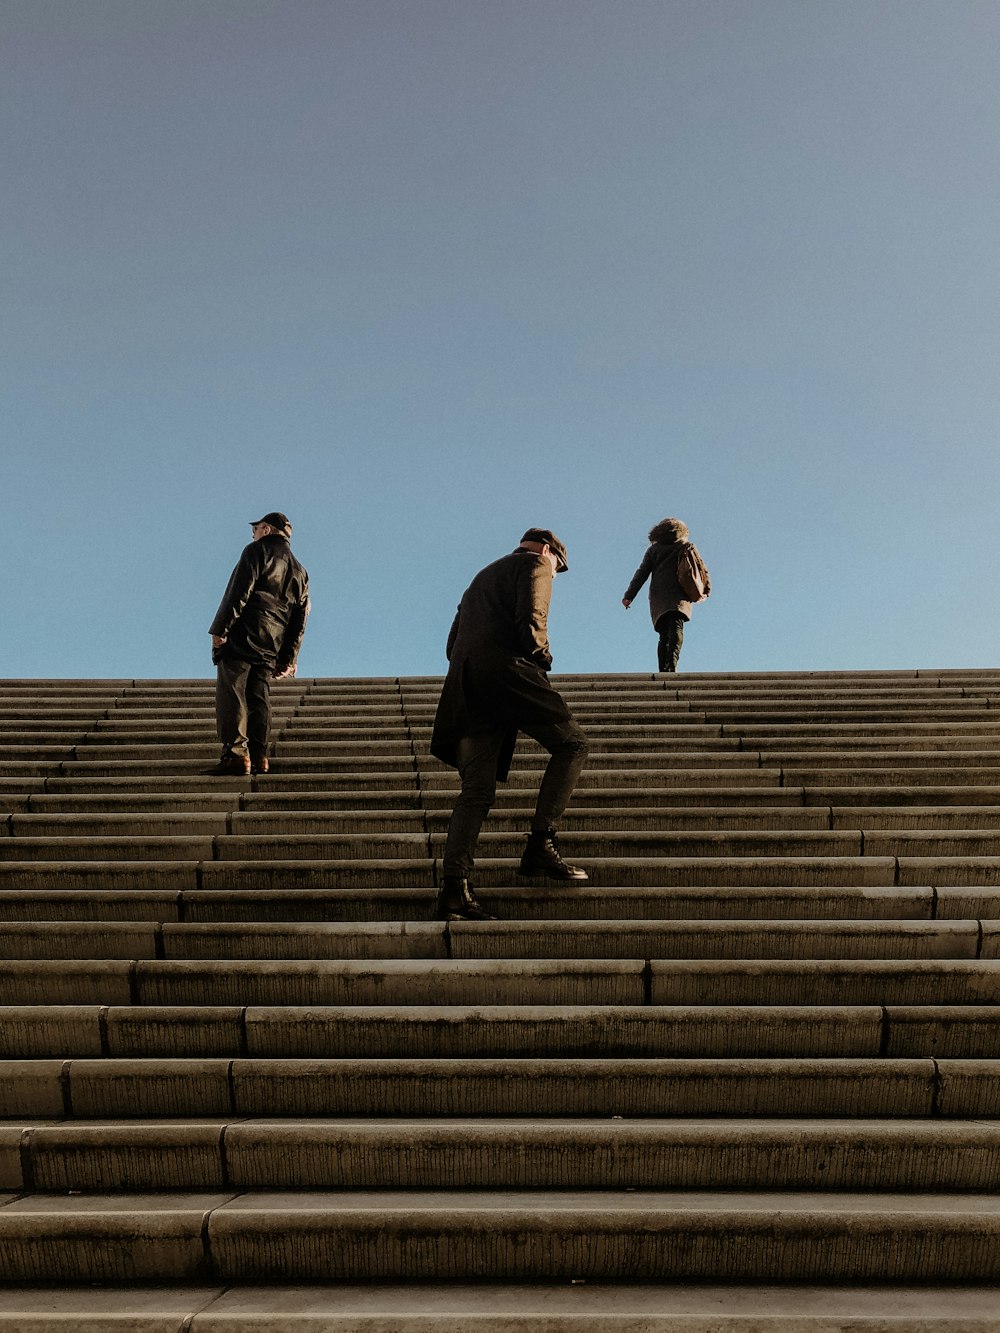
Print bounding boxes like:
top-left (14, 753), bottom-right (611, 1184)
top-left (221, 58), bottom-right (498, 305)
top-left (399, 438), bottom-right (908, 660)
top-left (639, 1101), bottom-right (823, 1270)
top-left (273, 662), bottom-right (296, 680)
top-left (211, 634), bottom-right (227, 647)
top-left (621, 598), bottom-right (631, 609)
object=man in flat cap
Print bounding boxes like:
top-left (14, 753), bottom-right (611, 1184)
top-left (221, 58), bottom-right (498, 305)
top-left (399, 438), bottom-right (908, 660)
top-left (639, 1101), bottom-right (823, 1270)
top-left (430, 527), bottom-right (590, 920)
top-left (205, 512), bottom-right (310, 776)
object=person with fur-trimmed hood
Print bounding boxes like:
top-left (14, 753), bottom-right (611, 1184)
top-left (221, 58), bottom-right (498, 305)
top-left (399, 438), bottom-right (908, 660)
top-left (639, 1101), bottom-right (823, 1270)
top-left (622, 517), bottom-right (711, 672)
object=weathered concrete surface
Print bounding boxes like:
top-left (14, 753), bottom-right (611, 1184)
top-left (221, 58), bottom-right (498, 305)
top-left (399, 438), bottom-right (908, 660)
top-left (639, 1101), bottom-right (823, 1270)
top-left (5, 669), bottom-right (1000, 1316)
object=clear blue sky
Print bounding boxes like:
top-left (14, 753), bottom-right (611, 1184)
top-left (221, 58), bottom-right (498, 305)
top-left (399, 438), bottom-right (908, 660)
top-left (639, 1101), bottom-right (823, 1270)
top-left (5, 0), bottom-right (999, 678)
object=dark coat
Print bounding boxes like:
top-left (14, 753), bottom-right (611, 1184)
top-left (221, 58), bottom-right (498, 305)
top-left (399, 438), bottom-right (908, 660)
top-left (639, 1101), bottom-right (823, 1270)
top-left (623, 540), bottom-right (711, 627)
top-left (209, 535), bottom-right (310, 669)
top-left (431, 549), bottom-right (574, 779)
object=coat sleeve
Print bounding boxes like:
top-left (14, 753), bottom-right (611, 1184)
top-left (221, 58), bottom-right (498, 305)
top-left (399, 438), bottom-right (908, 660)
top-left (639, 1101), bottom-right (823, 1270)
top-left (623, 546), bottom-right (655, 603)
top-left (445, 607), bottom-right (461, 661)
top-left (209, 544), bottom-right (262, 638)
top-left (276, 581), bottom-right (310, 669)
top-left (515, 558), bottom-right (553, 671)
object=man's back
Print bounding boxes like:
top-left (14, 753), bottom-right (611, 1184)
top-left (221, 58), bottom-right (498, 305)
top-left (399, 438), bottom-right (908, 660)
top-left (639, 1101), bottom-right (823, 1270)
top-left (449, 549), bottom-right (552, 671)
top-left (211, 535), bottom-right (309, 667)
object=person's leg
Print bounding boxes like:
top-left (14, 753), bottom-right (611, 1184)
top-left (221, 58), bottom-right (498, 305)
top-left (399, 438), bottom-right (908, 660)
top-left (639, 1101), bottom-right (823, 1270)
top-left (442, 730), bottom-right (504, 879)
top-left (517, 715), bottom-right (591, 880)
top-left (246, 663), bottom-right (273, 771)
top-left (529, 719), bottom-right (590, 831)
top-left (215, 657), bottom-right (251, 759)
top-left (437, 729), bottom-right (502, 920)
top-left (655, 612), bottom-right (685, 672)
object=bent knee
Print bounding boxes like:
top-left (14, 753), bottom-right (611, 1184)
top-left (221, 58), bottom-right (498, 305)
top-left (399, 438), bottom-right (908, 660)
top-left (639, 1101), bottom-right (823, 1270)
top-left (556, 726), bottom-right (590, 758)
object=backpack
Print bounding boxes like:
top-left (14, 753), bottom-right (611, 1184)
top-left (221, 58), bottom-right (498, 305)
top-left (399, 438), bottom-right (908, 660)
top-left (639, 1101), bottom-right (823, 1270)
top-left (676, 546), bottom-right (708, 602)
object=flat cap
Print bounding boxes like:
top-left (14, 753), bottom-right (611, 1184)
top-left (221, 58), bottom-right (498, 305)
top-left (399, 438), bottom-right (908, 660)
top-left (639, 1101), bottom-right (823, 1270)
top-left (521, 527), bottom-right (569, 573)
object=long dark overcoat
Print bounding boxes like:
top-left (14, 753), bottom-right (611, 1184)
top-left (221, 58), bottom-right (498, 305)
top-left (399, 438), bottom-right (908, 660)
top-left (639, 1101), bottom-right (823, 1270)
top-left (431, 549), bottom-right (574, 781)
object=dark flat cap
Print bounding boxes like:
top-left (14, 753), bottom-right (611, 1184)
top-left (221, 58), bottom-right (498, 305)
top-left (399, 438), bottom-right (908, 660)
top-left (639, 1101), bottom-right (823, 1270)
top-left (521, 527), bottom-right (569, 572)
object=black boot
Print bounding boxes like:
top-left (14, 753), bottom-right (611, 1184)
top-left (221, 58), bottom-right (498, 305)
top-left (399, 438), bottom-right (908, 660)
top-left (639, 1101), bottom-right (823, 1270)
top-left (434, 877), bottom-right (497, 921)
top-left (518, 827), bottom-right (589, 881)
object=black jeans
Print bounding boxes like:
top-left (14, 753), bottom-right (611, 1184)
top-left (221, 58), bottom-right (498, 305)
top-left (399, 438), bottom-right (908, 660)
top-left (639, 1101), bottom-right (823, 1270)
top-left (215, 656), bottom-right (272, 760)
top-left (654, 611), bottom-right (686, 672)
top-left (442, 718), bottom-right (590, 879)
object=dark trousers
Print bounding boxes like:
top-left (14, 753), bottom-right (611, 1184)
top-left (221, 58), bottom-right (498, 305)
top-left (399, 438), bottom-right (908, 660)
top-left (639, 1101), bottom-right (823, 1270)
top-left (215, 656), bottom-right (272, 760)
top-left (654, 611), bottom-right (686, 672)
top-left (442, 717), bottom-right (590, 878)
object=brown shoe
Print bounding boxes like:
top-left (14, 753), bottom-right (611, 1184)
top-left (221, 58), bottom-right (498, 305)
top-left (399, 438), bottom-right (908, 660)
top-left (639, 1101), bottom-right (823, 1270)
top-left (201, 754), bottom-right (251, 777)
top-left (250, 753), bottom-right (270, 775)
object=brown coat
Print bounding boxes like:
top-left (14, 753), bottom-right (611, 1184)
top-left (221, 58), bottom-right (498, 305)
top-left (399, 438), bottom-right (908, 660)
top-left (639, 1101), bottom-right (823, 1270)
top-left (431, 549), bottom-right (574, 779)
top-left (624, 540), bottom-right (711, 627)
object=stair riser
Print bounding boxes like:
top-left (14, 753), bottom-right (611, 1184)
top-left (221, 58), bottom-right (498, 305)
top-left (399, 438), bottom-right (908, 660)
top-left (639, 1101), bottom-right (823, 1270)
top-left (6, 1058), bottom-right (993, 1119)
top-left (3, 1212), bottom-right (1000, 1284)
top-left (9, 1128), bottom-right (1000, 1193)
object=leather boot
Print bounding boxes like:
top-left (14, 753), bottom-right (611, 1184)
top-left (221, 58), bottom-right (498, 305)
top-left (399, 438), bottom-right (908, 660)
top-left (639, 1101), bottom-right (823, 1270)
top-left (434, 877), bottom-right (497, 921)
top-left (250, 752), bottom-right (270, 774)
top-left (518, 826), bottom-right (588, 881)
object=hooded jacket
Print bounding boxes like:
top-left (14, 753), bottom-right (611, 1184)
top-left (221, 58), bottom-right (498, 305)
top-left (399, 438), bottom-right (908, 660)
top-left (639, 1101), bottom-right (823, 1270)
top-left (209, 534), bottom-right (310, 669)
top-left (623, 539), bottom-right (711, 627)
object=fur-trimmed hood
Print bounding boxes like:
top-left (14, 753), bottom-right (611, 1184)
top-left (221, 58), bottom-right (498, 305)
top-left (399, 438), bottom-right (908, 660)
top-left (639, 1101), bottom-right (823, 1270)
top-left (648, 518), bottom-right (689, 545)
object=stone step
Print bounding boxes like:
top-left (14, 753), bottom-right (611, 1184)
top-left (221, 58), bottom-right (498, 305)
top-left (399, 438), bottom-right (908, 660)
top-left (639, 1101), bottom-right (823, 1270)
top-left (4, 956), bottom-right (1000, 1010)
top-left (11, 830), bottom-right (1000, 864)
top-left (695, 706), bottom-right (1000, 721)
top-left (721, 720), bottom-right (1000, 734)
top-left (732, 735), bottom-right (1000, 751)
top-left (49, 757), bottom-right (421, 778)
top-left (3, 1188), bottom-right (1000, 1284)
top-left (240, 831), bottom-right (867, 860)
top-left (1, 1056), bottom-right (992, 1119)
top-left (10, 784), bottom-right (1000, 813)
top-left (649, 960), bottom-right (1000, 1008)
top-left (4, 1119), bottom-right (1000, 1194)
top-left (7, 813), bottom-right (233, 837)
top-left (85, 724), bottom-right (412, 742)
top-left (3, 1283), bottom-right (996, 1332)
top-left (748, 752), bottom-right (1000, 769)
top-left (4, 1004), bottom-right (998, 1061)
top-left (42, 773), bottom-right (425, 794)
top-left (0, 917), bottom-right (988, 962)
top-left (216, 828), bottom-right (1000, 859)
top-left (777, 766), bottom-right (1000, 787)
top-left (17, 791), bottom-right (427, 813)
top-left (1, 853), bottom-right (990, 893)
top-left (9, 882), bottom-right (993, 924)
top-left (0, 959), bottom-right (647, 1007)
top-left (5, 669), bottom-right (1000, 1301)
top-left (422, 722), bottom-right (1000, 744)
top-left (193, 806), bottom-right (948, 834)
top-left (10, 852), bottom-right (1000, 892)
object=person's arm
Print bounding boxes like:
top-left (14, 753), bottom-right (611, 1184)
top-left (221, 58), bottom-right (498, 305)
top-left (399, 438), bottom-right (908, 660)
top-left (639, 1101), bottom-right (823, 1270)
top-left (622, 546), bottom-right (654, 609)
top-left (516, 557), bottom-right (553, 670)
top-left (209, 544), bottom-right (262, 640)
top-left (445, 607), bottom-right (461, 661)
top-left (275, 585), bottom-right (310, 677)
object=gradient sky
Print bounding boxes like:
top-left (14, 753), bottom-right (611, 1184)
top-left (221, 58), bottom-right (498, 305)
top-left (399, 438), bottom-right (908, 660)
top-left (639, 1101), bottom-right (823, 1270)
top-left (5, 0), bottom-right (999, 679)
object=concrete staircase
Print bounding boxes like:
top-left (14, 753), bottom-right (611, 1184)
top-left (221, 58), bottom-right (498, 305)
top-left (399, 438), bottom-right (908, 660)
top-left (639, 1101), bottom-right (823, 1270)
top-left (2, 670), bottom-right (1000, 1330)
